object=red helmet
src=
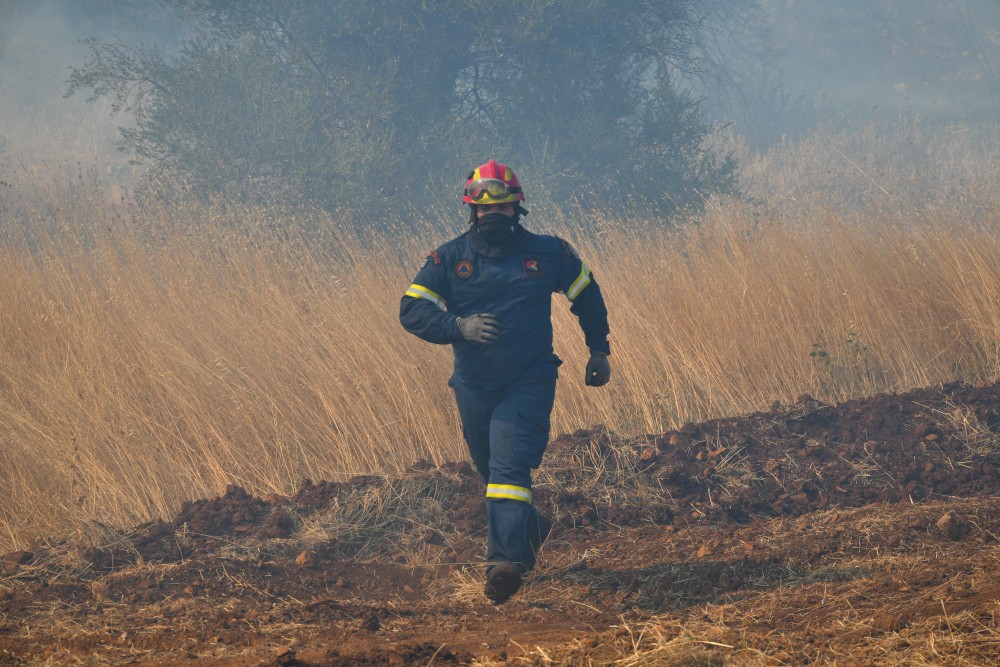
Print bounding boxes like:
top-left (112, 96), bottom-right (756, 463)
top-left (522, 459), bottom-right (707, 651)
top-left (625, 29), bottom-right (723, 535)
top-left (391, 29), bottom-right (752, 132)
top-left (463, 159), bottom-right (525, 205)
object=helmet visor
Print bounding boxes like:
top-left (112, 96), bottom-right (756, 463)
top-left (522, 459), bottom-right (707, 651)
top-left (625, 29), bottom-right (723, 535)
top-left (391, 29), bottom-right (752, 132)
top-left (466, 178), bottom-right (521, 202)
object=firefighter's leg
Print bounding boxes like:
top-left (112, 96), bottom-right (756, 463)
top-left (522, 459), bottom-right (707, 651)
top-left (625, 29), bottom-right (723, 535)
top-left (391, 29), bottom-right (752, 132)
top-left (523, 505), bottom-right (553, 572)
top-left (450, 378), bottom-right (498, 484)
top-left (485, 363), bottom-right (557, 573)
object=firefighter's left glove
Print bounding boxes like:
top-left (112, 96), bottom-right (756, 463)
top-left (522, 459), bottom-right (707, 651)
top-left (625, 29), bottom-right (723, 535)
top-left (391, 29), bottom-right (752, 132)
top-left (456, 313), bottom-right (500, 344)
top-left (585, 351), bottom-right (611, 387)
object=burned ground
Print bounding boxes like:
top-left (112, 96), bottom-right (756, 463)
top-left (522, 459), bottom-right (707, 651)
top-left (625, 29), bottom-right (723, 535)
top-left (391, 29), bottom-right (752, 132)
top-left (2, 381), bottom-right (999, 665)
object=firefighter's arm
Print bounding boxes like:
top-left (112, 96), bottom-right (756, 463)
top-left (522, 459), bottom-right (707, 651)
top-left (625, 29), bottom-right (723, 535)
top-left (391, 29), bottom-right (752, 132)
top-left (559, 241), bottom-right (611, 356)
top-left (399, 253), bottom-right (463, 344)
top-left (569, 279), bottom-right (611, 355)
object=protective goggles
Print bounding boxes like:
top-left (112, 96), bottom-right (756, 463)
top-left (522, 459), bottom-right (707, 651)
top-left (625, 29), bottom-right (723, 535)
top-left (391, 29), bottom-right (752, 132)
top-left (465, 178), bottom-right (522, 202)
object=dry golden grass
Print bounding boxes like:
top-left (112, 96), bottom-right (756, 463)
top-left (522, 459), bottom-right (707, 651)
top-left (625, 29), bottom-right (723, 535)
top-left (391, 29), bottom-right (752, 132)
top-left (1, 122), bottom-right (999, 552)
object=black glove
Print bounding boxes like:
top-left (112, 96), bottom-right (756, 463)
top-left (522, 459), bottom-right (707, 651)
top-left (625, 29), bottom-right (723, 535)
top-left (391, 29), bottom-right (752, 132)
top-left (585, 351), bottom-right (611, 387)
top-left (456, 313), bottom-right (500, 344)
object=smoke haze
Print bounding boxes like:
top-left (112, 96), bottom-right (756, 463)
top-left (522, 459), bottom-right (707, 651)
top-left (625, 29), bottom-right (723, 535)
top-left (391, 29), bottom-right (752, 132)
top-left (0, 0), bottom-right (181, 178)
top-left (1, 0), bottom-right (997, 186)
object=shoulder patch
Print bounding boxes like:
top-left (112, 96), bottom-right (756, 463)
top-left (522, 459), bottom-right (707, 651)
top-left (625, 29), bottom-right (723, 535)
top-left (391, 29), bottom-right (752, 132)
top-left (429, 249), bottom-right (442, 265)
top-left (560, 239), bottom-right (579, 259)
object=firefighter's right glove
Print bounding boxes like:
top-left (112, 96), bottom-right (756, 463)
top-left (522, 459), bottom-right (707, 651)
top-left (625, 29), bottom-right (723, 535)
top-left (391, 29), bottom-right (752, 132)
top-left (585, 351), bottom-right (611, 387)
top-left (456, 313), bottom-right (500, 344)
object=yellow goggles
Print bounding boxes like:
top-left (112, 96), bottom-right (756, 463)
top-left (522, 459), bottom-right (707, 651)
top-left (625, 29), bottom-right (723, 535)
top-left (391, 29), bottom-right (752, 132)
top-left (465, 178), bottom-right (521, 202)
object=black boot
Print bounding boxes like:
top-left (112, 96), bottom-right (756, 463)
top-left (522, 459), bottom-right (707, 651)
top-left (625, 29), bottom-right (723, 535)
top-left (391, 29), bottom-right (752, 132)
top-left (484, 561), bottom-right (522, 604)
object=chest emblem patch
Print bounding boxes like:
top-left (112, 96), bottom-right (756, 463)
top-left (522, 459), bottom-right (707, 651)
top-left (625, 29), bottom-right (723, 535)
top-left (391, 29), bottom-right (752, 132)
top-left (524, 257), bottom-right (541, 277)
top-left (455, 259), bottom-right (474, 279)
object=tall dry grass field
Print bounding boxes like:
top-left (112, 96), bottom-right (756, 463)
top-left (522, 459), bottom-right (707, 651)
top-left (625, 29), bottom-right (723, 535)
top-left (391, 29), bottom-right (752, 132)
top-left (1, 122), bottom-right (999, 552)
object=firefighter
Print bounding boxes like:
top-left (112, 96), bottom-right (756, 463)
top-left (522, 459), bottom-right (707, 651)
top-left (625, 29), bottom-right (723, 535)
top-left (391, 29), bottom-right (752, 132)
top-left (399, 159), bottom-right (611, 604)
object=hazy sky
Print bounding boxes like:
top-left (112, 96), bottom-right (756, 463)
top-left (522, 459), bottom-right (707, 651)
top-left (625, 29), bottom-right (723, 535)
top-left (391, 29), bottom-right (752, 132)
top-left (762, 0), bottom-right (1000, 122)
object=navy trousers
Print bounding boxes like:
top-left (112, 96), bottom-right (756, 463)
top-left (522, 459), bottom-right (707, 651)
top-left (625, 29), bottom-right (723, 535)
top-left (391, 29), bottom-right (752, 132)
top-left (450, 361), bottom-right (557, 572)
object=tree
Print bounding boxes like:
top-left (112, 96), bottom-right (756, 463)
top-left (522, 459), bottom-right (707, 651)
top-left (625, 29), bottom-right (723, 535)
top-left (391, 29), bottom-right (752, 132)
top-left (67, 0), bottom-right (737, 217)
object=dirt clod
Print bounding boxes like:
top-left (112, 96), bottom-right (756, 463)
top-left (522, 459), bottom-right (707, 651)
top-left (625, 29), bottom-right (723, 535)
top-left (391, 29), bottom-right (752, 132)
top-left (935, 510), bottom-right (970, 540)
top-left (90, 580), bottom-right (113, 602)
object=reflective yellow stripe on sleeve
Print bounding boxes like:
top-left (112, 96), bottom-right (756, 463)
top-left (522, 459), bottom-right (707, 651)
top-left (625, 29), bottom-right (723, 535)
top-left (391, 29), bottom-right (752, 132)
top-left (486, 484), bottom-right (533, 504)
top-left (405, 283), bottom-right (447, 310)
top-left (566, 264), bottom-right (592, 301)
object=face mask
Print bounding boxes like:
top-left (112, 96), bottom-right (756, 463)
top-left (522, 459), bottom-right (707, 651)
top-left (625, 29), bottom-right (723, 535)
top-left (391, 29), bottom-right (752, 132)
top-left (475, 212), bottom-right (517, 244)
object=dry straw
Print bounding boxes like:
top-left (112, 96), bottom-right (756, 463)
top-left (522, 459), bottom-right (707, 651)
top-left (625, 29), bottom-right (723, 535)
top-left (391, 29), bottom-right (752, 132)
top-left (1, 121), bottom-right (999, 551)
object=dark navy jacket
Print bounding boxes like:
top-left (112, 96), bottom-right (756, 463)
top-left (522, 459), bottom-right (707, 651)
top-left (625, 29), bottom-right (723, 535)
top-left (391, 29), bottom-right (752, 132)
top-left (399, 225), bottom-right (610, 391)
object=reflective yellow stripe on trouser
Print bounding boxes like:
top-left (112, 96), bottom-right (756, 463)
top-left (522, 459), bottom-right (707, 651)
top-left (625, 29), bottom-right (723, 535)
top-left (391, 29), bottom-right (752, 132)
top-left (486, 483), bottom-right (533, 504)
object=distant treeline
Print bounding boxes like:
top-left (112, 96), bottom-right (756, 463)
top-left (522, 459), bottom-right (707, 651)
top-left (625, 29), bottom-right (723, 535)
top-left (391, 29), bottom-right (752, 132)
top-left (64, 0), bottom-right (748, 215)
top-left (59, 0), bottom-right (999, 217)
